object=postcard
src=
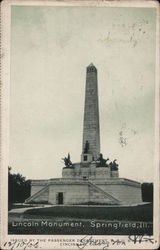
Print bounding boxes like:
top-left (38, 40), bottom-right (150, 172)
top-left (1, 0), bottom-right (159, 249)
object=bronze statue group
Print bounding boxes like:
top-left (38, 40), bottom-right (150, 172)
top-left (62, 140), bottom-right (119, 171)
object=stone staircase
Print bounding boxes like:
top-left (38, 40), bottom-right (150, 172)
top-left (25, 180), bottom-right (120, 205)
top-left (88, 181), bottom-right (120, 204)
top-left (25, 184), bottom-right (49, 203)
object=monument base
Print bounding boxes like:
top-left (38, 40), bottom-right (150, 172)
top-left (26, 177), bottom-right (142, 205)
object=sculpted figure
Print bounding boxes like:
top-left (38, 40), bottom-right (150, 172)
top-left (62, 153), bottom-right (72, 167)
top-left (96, 154), bottom-right (108, 167)
top-left (109, 159), bottom-right (119, 171)
top-left (84, 140), bottom-right (89, 154)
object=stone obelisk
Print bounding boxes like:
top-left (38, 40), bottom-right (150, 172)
top-left (81, 63), bottom-right (100, 163)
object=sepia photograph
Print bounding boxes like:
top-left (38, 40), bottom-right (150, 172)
top-left (1, 0), bottom-right (159, 249)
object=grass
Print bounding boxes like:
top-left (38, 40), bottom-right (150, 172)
top-left (24, 203), bottom-right (153, 221)
top-left (8, 203), bottom-right (153, 235)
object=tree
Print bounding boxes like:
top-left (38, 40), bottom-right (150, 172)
top-left (8, 167), bottom-right (31, 204)
top-left (141, 182), bottom-right (153, 202)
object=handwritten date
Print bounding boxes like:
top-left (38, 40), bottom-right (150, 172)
top-left (3, 239), bottom-right (39, 250)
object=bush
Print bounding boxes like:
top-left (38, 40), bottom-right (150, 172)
top-left (141, 183), bottom-right (153, 202)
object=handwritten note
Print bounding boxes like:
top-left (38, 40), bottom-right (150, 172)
top-left (76, 235), bottom-right (156, 249)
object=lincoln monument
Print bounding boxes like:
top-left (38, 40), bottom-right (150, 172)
top-left (26, 63), bottom-right (142, 205)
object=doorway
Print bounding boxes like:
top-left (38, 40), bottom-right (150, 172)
top-left (57, 192), bottom-right (63, 204)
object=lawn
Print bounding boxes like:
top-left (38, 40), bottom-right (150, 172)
top-left (24, 203), bottom-right (153, 221)
top-left (8, 203), bottom-right (153, 235)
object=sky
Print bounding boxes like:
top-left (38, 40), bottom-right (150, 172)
top-left (10, 5), bottom-right (156, 182)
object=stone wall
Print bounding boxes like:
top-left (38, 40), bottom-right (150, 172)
top-left (62, 162), bottom-right (114, 180)
top-left (48, 183), bottom-right (89, 204)
top-left (27, 177), bottom-right (142, 205)
top-left (30, 180), bottom-right (49, 196)
top-left (96, 167), bottom-right (111, 179)
top-left (88, 182), bottom-right (119, 204)
top-left (98, 183), bottom-right (142, 204)
top-left (110, 170), bottom-right (119, 178)
top-left (31, 188), bottom-right (49, 203)
top-left (62, 168), bottom-right (75, 178)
